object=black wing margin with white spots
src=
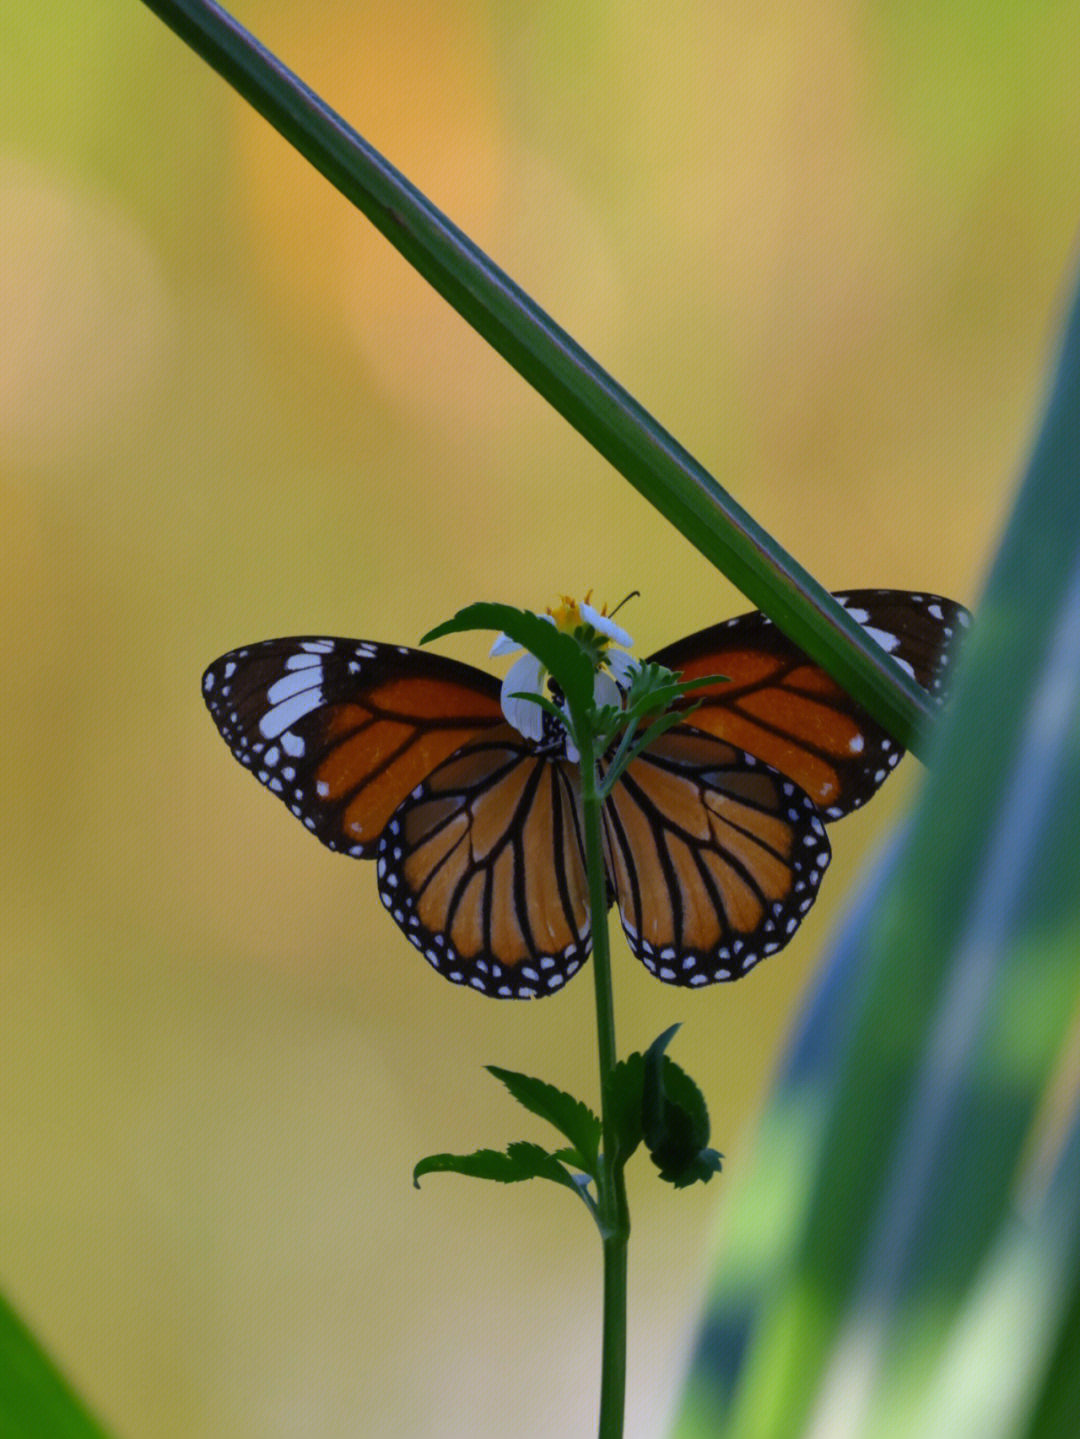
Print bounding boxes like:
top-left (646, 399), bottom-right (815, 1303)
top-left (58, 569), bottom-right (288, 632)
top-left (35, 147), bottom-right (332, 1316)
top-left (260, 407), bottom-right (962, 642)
top-left (374, 731), bottom-right (592, 998)
top-left (648, 590), bottom-right (970, 820)
top-left (602, 727), bottom-right (831, 984)
top-left (201, 638), bottom-right (505, 857)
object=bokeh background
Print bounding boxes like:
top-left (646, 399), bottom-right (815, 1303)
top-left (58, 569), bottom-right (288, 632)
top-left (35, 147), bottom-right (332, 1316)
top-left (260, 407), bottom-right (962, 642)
top-left (4, 3), bottom-right (1079, 1435)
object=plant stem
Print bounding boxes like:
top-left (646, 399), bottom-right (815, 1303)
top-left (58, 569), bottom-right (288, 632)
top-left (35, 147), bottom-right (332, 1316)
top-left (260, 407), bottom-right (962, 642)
top-left (140, 0), bottom-right (946, 756)
top-left (578, 729), bottom-right (630, 1439)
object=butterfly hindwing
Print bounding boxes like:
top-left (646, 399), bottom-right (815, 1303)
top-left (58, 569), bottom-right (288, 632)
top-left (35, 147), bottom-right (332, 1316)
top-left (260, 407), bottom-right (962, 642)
top-left (602, 727), bottom-right (831, 985)
top-left (649, 590), bottom-right (970, 819)
top-left (201, 638), bottom-right (505, 857)
top-left (376, 729), bottom-right (591, 997)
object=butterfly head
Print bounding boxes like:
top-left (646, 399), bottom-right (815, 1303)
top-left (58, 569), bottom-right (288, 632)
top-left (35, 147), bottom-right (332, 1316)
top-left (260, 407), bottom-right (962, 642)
top-left (490, 593), bottom-right (639, 760)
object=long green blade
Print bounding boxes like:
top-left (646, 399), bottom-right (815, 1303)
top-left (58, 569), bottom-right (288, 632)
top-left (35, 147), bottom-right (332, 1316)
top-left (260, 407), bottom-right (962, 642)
top-left (0, 1290), bottom-right (112, 1438)
top-left (671, 269), bottom-right (1080, 1438)
top-left (138, 0), bottom-right (945, 753)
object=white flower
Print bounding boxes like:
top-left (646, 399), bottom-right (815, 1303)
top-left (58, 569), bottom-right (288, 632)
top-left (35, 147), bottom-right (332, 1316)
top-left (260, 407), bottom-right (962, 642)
top-left (490, 595), bottom-right (640, 755)
top-left (579, 600), bottom-right (633, 649)
top-left (499, 651), bottom-right (547, 743)
top-left (604, 647), bottom-right (640, 688)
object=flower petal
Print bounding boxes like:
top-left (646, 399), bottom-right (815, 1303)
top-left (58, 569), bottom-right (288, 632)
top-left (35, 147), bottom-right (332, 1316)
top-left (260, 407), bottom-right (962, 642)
top-left (500, 653), bottom-right (546, 741)
top-left (580, 602), bottom-right (633, 649)
top-left (490, 632), bottom-right (522, 657)
top-left (605, 649), bottom-right (640, 687)
top-left (593, 670), bottom-right (621, 710)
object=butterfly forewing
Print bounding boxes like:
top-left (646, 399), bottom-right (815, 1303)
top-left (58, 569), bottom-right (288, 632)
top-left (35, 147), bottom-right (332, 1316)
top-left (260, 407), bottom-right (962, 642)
top-left (376, 728), bottom-right (591, 997)
top-left (649, 590), bottom-right (970, 819)
top-left (602, 727), bottom-right (830, 984)
top-left (201, 638), bottom-right (505, 856)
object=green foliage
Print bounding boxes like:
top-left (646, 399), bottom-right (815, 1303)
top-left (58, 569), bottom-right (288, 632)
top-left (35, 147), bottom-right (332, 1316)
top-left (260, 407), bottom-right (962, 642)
top-left (413, 1035), bottom-right (720, 1217)
top-left (671, 253), bottom-right (1080, 1439)
top-left (0, 1292), bottom-right (111, 1438)
top-left (412, 1143), bottom-right (589, 1199)
top-left (641, 1028), bottom-right (722, 1189)
top-left (140, 0), bottom-right (950, 755)
top-left (21, 8), bottom-right (1072, 1439)
top-left (485, 1066), bottom-right (602, 1174)
top-left (605, 1030), bottom-right (726, 1185)
top-left (603, 1052), bottom-right (646, 1168)
top-left (423, 603), bottom-right (595, 715)
top-left (422, 603), bottom-right (725, 795)
top-left (412, 1068), bottom-right (601, 1220)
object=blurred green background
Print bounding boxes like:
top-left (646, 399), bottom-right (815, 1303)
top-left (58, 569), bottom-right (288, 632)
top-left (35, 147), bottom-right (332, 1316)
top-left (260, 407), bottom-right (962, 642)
top-left (3, 3), bottom-right (1079, 1435)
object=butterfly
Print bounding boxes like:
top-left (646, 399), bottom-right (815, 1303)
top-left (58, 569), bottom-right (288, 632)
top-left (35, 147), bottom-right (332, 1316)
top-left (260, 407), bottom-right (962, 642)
top-left (202, 590), bottom-right (969, 998)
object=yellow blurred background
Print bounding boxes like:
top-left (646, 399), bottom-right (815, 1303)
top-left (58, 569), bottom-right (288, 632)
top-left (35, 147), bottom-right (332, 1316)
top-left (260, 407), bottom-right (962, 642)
top-left (3, 3), bottom-right (1079, 1435)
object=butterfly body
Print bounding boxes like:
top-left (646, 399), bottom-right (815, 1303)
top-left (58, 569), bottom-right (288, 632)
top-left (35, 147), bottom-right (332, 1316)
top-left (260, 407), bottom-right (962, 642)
top-left (203, 590), bottom-right (968, 997)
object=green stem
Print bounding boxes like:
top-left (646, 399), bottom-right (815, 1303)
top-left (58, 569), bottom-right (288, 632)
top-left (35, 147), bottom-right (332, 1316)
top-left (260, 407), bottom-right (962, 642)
top-left (140, 0), bottom-right (944, 756)
top-left (577, 727), bottom-right (629, 1439)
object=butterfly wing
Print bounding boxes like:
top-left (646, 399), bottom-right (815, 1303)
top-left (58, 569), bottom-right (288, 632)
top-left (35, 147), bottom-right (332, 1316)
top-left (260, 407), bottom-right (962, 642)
top-left (376, 732), bottom-right (591, 997)
top-left (602, 726), bottom-right (830, 984)
top-left (648, 590), bottom-right (969, 819)
top-left (202, 638), bottom-right (505, 857)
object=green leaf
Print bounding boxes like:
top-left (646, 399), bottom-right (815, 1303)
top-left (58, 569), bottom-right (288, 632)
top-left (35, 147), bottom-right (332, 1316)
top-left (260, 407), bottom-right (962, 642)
top-left (603, 1052), bottom-right (646, 1168)
top-left (642, 1028), bottom-right (722, 1189)
top-left (422, 603), bottom-right (594, 715)
top-left (672, 267), bottom-right (1080, 1437)
top-left (641, 1023), bottom-right (683, 1099)
top-left (613, 709), bottom-right (698, 778)
top-left (139, 0), bottom-right (949, 754)
top-left (551, 1145), bottom-right (596, 1176)
top-left (486, 1066), bottom-right (602, 1174)
top-left (413, 1142), bottom-right (584, 1197)
top-left (0, 1289), bottom-right (112, 1438)
top-left (601, 1034), bottom-right (723, 1185)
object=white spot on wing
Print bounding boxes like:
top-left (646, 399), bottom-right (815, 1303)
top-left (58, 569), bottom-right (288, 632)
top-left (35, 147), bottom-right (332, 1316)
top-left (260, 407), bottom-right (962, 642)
top-left (864, 625), bottom-right (900, 653)
top-left (267, 667), bottom-right (324, 705)
top-left (280, 730), bottom-right (305, 758)
top-left (259, 690), bottom-right (323, 739)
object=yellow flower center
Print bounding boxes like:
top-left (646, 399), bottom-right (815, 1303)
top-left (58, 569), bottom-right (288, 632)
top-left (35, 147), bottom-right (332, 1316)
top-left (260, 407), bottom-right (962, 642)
top-left (546, 594), bottom-right (583, 633)
top-left (545, 591), bottom-right (616, 648)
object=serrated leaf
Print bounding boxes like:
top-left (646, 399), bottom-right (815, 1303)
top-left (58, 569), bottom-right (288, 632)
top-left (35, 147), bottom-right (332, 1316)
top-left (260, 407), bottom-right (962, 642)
top-left (504, 1142), bottom-right (589, 1194)
top-left (551, 1145), bottom-right (595, 1176)
top-left (642, 1023), bottom-right (681, 1082)
top-left (413, 1141), bottom-right (582, 1195)
top-left (646, 1069), bottom-right (723, 1188)
top-left (421, 603), bottom-right (594, 714)
top-left (486, 1066), bottom-right (601, 1173)
top-left (604, 1051), bottom-right (645, 1166)
top-left (642, 1028), bottom-right (722, 1188)
top-left (413, 1147), bottom-right (531, 1188)
top-left (645, 1056), bottom-right (709, 1152)
top-left (623, 707), bottom-right (700, 761)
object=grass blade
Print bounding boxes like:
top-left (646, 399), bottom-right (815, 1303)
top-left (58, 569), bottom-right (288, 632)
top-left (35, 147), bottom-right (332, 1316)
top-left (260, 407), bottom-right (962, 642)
top-left (670, 268), bottom-right (1080, 1438)
top-left (0, 1290), bottom-right (112, 1438)
top-left (138, 0), bottom-right (944, 752)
